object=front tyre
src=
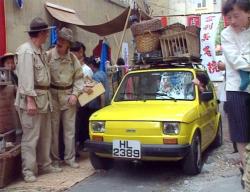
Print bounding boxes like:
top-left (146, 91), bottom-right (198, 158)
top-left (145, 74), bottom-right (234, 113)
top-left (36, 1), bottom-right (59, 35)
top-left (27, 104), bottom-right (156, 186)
top-left (211, 118), bottom-right (223, 148)
top-left (182, 132), bottom-right (202, 175)
top-left (89, 152), bottom-right (114, 170)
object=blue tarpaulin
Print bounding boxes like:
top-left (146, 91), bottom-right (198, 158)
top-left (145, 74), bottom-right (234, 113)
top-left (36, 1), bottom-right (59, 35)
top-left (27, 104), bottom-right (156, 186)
top-left (100, 41), bottom-right (109, 72)
top-left (50, 26), bottom-right (57, 47)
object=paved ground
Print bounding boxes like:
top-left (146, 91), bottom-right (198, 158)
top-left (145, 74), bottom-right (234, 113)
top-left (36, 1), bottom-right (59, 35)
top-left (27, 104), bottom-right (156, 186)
top-left (68, 106), bottom-right (244, 192)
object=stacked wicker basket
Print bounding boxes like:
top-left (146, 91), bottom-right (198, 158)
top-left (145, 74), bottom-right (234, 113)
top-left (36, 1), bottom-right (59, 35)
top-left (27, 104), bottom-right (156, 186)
top-left (131, 19), bottom-right (200, 64)
top-left (0, 68), bottom-right (21, 188)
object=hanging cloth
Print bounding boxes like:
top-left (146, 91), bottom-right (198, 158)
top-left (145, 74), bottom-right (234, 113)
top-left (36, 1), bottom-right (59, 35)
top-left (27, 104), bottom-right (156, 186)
top-left (50, 26), bottom-right (57, 47)
top-left (100, 40), bottom-right (111, 72)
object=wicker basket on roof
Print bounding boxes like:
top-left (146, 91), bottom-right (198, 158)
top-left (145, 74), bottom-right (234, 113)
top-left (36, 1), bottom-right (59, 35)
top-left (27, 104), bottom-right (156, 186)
top-left (135, 32), bottom-right (161, 53)
top-left (163, 23), bottom-right (186, 35)
top-left (131, 18), bottom-right (163, 53)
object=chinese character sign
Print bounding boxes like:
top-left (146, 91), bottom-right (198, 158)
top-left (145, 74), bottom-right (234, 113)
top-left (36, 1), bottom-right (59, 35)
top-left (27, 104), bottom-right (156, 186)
top-left (200, 14), bottom-right (223, 81)
top-left (187, 15), bottom-right (201, 27)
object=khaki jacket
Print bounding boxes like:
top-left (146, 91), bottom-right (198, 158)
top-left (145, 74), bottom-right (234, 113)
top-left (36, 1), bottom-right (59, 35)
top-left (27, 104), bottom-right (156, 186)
top-left (48, 48), bottom-right (83, 110)
top-left (15, 41), bottom-right (52, 113)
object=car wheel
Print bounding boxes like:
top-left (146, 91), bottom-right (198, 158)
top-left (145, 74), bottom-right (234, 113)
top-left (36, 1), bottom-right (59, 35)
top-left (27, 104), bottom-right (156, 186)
top-left (89, 152), bottom-right (114, 170)
top-left (182, 132), bottom-right (202, 175)
top-left (211, 118), bottom-right (223, 148)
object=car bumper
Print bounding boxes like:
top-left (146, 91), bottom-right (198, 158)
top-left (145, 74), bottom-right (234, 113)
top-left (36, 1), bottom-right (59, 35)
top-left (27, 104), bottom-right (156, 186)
top-left (85, 140), bottom-right (190, 158)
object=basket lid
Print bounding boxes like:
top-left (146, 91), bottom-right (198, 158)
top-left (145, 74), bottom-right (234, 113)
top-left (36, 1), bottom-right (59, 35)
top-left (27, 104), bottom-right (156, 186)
top-left (131, 18), bottom-right (163, 36)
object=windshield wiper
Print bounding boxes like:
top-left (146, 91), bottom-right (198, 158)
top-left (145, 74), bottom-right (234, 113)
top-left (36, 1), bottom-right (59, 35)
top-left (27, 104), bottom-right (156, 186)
top-left (144, 92), bottom-right (177, 101)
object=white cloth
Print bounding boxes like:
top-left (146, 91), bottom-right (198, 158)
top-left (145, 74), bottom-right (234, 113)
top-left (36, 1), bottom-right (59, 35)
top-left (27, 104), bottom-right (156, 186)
top-left (221, 26), bottom-right (250, 92)
top-left (82, 64), bottom-right (93, 78)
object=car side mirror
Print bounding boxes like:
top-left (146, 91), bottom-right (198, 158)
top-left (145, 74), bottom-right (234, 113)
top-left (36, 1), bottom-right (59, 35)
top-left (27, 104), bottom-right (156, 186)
top-left (200, 91), bottom-right (214, 102)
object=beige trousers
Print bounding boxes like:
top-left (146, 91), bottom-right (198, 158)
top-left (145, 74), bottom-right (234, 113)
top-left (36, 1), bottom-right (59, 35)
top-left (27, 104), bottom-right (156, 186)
top-left (19, 110), bottom-right (52, 176)
top-left (51, 106), bottom-right (76, 163)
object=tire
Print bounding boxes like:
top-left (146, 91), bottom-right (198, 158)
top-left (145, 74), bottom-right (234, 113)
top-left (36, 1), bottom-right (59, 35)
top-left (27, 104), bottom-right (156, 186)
top-left (211, 118), bottom-right (223, 148)
top-left (182, 132), bottom-right (202, 175)
top-left (89, 152), bottom-right (114, 170)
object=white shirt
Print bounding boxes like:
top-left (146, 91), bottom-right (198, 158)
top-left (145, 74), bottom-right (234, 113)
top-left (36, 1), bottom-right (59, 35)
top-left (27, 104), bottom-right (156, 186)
top-left (82, 64), bottom-right (93, 79)
top-left (221, 26), bottom-right (250, 92)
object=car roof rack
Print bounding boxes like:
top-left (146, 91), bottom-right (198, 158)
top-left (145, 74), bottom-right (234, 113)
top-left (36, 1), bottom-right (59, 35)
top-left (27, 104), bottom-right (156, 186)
top-left (131, 56), bottom-right (206, 71)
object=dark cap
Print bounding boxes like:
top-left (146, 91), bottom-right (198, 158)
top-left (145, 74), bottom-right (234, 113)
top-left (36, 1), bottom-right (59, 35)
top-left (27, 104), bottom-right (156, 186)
top-left (26, 17), bottom-right (54, 32)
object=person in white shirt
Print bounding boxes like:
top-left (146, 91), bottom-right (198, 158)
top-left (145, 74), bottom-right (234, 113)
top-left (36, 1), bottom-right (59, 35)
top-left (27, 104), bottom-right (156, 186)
top-left (221, 0), bottom-right (250, 189)
top-left (70, 41), bottom-right (93, 152)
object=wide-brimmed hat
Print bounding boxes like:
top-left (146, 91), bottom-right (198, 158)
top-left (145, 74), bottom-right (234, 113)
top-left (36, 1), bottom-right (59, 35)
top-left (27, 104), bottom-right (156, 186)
top-left (58, 27), bottom-right (74, 42)
top-left (26, 17), bottom-right (54, 32)
top-left (0, 53), bottom-right (15, 67)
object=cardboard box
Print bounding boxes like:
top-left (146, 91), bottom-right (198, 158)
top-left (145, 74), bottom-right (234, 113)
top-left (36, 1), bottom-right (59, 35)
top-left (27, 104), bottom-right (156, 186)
top-left (78, 83), bottom-right (105, 107)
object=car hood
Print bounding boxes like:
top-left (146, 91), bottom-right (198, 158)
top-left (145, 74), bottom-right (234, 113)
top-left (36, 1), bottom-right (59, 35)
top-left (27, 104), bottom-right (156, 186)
top-left (90, 101), bottom-right (199, 123)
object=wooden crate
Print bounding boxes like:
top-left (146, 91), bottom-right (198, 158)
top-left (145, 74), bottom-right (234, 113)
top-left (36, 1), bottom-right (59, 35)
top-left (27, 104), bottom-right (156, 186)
top-left (160, 31), bottom-right (200, 61)
top-left (0, 68), bottom-right (12, 86)
top-left (0, 85), bottom-right (16, 134)
top-left (0, 129), bottom-right (16, 143)
top-left (0, 144), bottom-right (21, 188)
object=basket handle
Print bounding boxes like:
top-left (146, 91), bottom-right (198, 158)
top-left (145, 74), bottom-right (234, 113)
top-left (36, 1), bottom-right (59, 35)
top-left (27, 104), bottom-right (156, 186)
top-left (143, 30), bottom-right (153, 36)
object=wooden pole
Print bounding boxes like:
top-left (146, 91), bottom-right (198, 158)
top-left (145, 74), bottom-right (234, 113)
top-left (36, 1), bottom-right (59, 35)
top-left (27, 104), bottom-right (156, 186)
top-left (115, 6), bottom-right (132, 65)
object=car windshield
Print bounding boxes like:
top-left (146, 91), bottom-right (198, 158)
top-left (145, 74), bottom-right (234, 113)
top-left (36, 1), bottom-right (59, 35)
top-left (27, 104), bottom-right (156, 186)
top-left (114, 71), bottom-right (195, 101)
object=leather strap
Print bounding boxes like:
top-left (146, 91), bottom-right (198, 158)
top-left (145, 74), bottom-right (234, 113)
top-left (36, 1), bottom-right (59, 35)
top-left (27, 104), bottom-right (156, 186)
top-left (50, 84), bottom-right (73, 90)
top-left (34, 85), bottom-right (50, 90)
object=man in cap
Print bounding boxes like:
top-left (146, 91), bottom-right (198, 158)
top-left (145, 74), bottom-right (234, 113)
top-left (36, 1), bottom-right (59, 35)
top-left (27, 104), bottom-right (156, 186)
top-left (15, 17), bottom-right (62, 183)
top-left (48, 27), bottom-right (83, 168)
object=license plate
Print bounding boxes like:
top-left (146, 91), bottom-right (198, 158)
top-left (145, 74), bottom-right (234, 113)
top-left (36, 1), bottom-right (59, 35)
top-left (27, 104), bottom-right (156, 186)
top-left (112, 140), bottom-right (141, 159)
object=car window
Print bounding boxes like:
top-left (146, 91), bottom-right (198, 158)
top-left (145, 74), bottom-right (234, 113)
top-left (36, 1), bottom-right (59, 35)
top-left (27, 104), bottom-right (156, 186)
top-left (114, 71), bottom-right (195, 101)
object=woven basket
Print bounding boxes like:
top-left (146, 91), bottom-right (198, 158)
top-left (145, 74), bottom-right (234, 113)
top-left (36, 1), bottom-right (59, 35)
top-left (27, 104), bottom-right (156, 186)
top-left (163, 23), bottom-right (186, 35)
top-left (160, 31), bottom-right (200, 60)
top-left (131, 18), bottom-right (162, 36)
top-left (135, 32), bottom-right (161, 53)
top-left (0, 144), bottom-right (21, 188)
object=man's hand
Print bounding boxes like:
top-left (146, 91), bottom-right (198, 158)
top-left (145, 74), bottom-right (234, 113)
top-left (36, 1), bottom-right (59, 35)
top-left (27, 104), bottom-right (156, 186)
top-left (68, 94), bottom-right (78, 106)
top-left (27, 96), bottom-right (37, 116)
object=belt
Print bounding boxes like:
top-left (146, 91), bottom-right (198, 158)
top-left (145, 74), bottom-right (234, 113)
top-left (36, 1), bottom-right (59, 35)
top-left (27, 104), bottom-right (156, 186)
top-left (34, 85), bottom-right (50, 90)
top-left (50, 84), bottom-right (73, 90)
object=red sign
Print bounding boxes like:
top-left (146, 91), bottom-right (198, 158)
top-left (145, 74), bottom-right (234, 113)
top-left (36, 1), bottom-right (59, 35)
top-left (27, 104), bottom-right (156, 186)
top-left (0, 0), bottom-right (6, 55)
top-left (187, 15), bottom-right (201, 27)
top-left (161, 16), bottom-right (168, 27)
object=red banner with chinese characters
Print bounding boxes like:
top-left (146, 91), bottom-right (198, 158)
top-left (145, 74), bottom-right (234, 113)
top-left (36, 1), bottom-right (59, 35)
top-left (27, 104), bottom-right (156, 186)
top-left (0, 0), bottom-right (6, 55)
top-left (187, 15), bottom-right (201, 27)
top-left (200, 14), bottom-right (224, 81)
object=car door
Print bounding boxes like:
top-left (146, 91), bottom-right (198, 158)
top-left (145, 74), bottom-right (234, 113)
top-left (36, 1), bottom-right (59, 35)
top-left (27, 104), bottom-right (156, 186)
top-left (197, 72), bottom-right (217, 147)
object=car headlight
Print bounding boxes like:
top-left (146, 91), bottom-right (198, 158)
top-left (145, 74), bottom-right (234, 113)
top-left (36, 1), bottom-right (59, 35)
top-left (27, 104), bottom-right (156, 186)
top-left (91, 121), bottom-right (105, 133)
top-left (162, 122), bottom-right (180, 135)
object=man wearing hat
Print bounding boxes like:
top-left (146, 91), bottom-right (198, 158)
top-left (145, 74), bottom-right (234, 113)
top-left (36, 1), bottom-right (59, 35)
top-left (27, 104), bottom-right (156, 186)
top-left (48, 27), bottom-right (83, 168)
top-left (15, 17), bottom-right (62, 182)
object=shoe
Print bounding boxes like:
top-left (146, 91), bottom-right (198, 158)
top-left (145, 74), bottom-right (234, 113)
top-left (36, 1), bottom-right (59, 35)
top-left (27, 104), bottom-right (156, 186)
top-left (24, 172), bottom-right (37, 183)
top-left (65, 160), bottom-right (80, 168)
top-left (39, 165), bottom-right (63, 174)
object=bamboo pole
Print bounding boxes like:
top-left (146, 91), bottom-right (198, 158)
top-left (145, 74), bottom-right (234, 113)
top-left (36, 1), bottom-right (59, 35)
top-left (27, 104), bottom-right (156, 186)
top-left (115, 6), bottom-right (132, 65)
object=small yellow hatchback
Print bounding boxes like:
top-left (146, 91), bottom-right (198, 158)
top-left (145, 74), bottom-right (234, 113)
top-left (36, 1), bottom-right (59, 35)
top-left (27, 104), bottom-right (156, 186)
top-left (86, 65), bottom-right (222, 175)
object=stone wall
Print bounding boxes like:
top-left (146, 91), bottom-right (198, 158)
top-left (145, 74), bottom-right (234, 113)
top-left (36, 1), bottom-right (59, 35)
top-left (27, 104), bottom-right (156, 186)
top-left (4, 0), bottom-right (134, 64)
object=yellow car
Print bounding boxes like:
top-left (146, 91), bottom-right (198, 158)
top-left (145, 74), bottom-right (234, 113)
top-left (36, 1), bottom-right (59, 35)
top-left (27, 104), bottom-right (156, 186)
top-left (85, 65), bottom-right (222, 175)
